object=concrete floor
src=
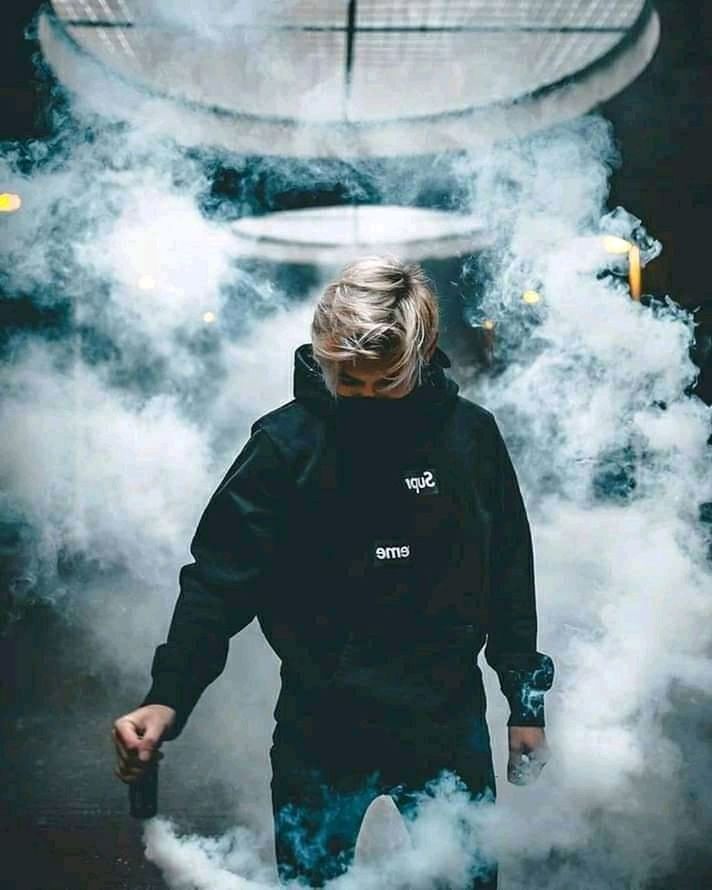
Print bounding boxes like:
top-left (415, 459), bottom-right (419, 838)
top-left (4, 602), bottom-right (712, 890)
top-left (0, 603), bottom-right (257, 890)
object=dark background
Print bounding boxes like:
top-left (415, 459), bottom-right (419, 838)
top-left (1, 2), bottom-right (711, 889)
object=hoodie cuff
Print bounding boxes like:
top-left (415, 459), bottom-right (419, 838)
top-left (507, 690), bottom-right (547, 727)
top-left (498, 653), bottom-right (554, 728)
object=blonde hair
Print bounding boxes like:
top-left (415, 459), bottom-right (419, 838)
top-left (311, 255), bottom-right (439, 396)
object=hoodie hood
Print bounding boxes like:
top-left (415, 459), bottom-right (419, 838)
top-left (292, 343), bottom-right (459, 428)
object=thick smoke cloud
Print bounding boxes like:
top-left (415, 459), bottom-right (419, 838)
top-left (2, 7), bottom-right (711, 890)
top-left (1, 116), bottom-right (301, 825)
top-left (457, 119), bottom-right (712, 889)
top-left (144, 774), bottom-right (498, 890)
top-left (130, 118), bottom-right (712, 890)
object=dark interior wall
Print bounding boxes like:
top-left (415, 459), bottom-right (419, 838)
top-left (0, 0), bottom-right (45, 139)
top-left (603, 0), bottom-right (712, 311)
top-left (603, 0), bottom-right (712, 402)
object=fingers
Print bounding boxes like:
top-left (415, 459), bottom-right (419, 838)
top-left (114, 747), bottom-right (163, 783)
top-left (115, 764), bottom-right (143, 784)
top-left (112, 726), bottom-right (130, 760)
top-left (112, 711), bottom-right (165, 784)
top-left (507, 747), bottom-right (549, 786)
top-left (137, 725), bottom-right (163, 762)
top-left (114, 708), bottom-right (167, 758)
top-left (114, 735), bottom-right (163, 770)
top-left (507, 726), bottom-right (550, 785)
top-left (113, 717), bottom-right (141, 756)
top-left (113, 723), bottom-right (146, 765)
top-left (508, 753), bottom-right (540, 786)
top-left (114, 754), bottom-right (163, 785)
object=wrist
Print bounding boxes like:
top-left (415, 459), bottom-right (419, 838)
top-left (143, 703), bottom-right (176, 721)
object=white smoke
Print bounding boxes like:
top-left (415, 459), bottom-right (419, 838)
top-left (144, 774), bottom-right (497, 890)
top-left (0, 118), bottom-right (302, 823)
top-left (1, 345), bottom-right (213, 584)
top-left (2, 7), bottom-right (711, 890)
top-left (134, 120), bottom-right (712, 889)
top-left (457, 119), bottom-right (712, 889)
top-left (145, 817), bottom-right (276, 890)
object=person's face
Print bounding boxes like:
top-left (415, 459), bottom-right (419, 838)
top-left (335, 354), bottom-right (413, 399)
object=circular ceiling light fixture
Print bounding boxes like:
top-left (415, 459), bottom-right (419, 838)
top-left (40, 1), bottom-right (659, 158)
top-left (230, 204), bottom-right (491, 265)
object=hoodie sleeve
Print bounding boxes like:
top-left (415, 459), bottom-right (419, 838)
top-left (483, 417), bottom-right (554, 727)
top-left (141, 426), bottom-right (289, 739)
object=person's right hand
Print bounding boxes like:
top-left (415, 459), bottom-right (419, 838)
top-left (112, 704), bottom-right (176, 784)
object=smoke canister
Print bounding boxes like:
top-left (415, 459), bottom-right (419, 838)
top-left (129, 759), bottom-right (159, 819)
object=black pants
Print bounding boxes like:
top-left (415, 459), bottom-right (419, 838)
top-left (270, 715), bottom-right (497, 889)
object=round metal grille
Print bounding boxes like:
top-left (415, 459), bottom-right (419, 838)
top-left (231, 204), bottom-right (491, 263)
top-left (40, 1), bottom-right (659, 156)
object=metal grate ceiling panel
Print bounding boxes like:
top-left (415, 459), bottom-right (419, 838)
top-left (349, 30), bottom-right (620, 118)
top-left (52, 0), bottom-right (644, 30)
top-left (42, 1), bottom-right (659, 156)
top-left (355, 0), bottom-right (642, 29)
top-left (54, 1), bottom-right (351, 28)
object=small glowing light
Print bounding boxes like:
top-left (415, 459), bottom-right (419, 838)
top-left (628, 245), bottom-right (642, 301)
top-left (137, 274), bottom-right (157, 290)
top-left (522, 290), bottom-right (542, 304)
top-left (600, 235), bottom-right (643, 300)
top-left (0, 193), bottom-right (22, 213)
top-left (202, 311), bottom-right (217, 324)
top-left (482, 319), bottom-right (495, 330)
top-left (601, 235), bottom-right (632, 255)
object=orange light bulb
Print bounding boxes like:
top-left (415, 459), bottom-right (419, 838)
top-left (0, 193), bottom-right (22, 213)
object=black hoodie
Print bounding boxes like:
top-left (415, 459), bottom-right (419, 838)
top-left (143, 345), bottom-right (554, 741)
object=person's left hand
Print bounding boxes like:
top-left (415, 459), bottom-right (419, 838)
top-left (507, 726), bottom-right (550, 786)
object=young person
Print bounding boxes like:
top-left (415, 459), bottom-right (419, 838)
top-left (113, 257), bottom-right (554, 889)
